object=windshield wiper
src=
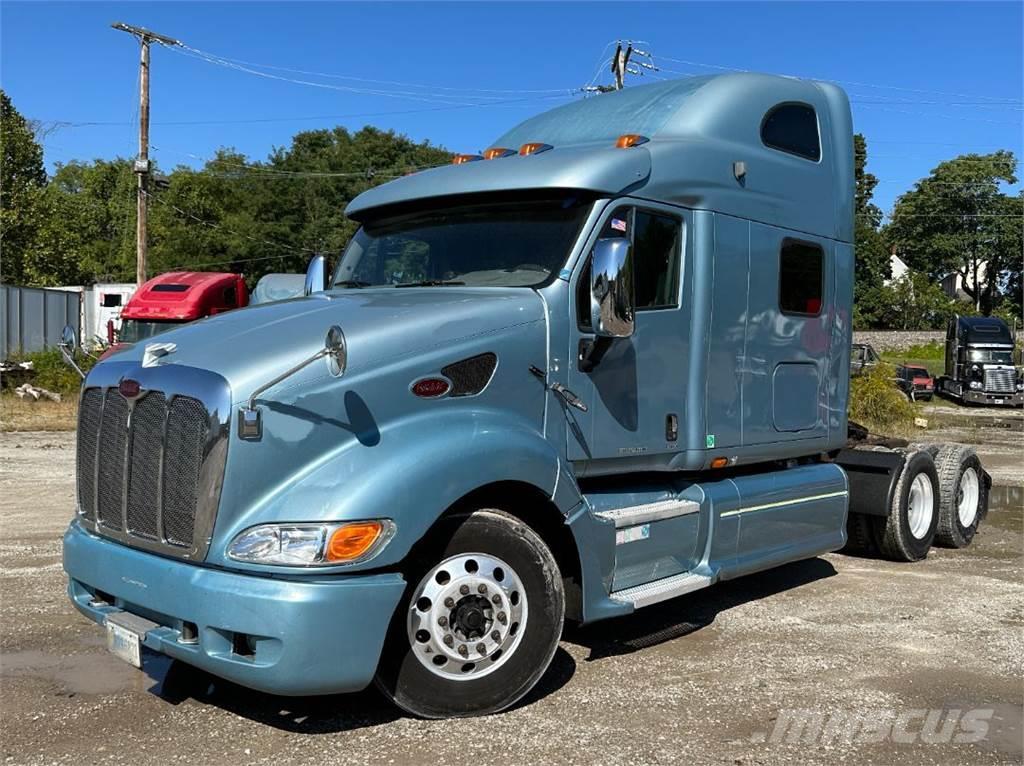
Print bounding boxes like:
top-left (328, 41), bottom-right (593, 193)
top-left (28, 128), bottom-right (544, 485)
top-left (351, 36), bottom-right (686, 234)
top-left (333, 280), bottom-right (372, 288)
top-left (394, 280), bottom-right (466, 288)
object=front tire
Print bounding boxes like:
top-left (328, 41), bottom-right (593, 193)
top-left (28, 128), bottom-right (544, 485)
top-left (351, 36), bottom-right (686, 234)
top-left (871, 450), bottom-right (939, 561)
top-left (375, 509), bottom-right (564, 718)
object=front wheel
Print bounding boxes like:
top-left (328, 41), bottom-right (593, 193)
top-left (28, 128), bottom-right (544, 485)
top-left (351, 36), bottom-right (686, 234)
top-left (375, 509), bottom-right (564, 718)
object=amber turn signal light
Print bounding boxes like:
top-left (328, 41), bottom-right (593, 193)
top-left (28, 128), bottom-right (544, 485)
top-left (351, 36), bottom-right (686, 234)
top-left (615, 134), bottom-right (649, 149)
top-left (710, 457), bottom-right (729, 469)
top-left (326, 521), bottom-right (387, 562)
top-left (483, 147), bottom-right (515, 159)
top-left (518, 142), bottom-right (552, 156)
top-left (452, 154), bottom-right (482, 164)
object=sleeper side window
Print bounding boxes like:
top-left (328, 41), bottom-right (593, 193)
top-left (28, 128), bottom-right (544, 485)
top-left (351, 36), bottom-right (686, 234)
top-left (779, 240), bottom-right (824, 317)
top-left (576, 206), bottom-right (682, 328)
top-left (761, 103), bottom-right (821, 161)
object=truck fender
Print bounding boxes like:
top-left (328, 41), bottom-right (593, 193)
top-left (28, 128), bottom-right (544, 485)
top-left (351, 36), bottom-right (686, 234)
top-left (207, 410), bottom-right (577, 572)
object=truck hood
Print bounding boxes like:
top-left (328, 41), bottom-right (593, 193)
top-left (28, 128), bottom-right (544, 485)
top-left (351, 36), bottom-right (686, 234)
top-left (102, 287), bottom-right (546, 403)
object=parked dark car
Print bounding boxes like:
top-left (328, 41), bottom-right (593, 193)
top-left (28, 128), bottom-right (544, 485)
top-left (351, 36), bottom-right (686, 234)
top-left (850, 343), bottom-right (880, 376)
top-left (895, 364), bottom-right (934, 401)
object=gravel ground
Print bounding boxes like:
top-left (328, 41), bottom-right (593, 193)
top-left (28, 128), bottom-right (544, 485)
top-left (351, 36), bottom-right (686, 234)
top-left (0, 427), bottom-right (1020, 766)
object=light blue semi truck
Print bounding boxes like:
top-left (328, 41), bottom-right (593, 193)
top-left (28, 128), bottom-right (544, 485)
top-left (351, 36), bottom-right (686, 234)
top-left (62, 74), bottom-right (990, 718)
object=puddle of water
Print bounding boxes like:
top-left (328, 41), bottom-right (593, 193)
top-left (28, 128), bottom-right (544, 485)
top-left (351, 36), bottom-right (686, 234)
top-left (1, 648), bottom-right (170, 696)
top-left (989, 485), bottom-right (1023, 510)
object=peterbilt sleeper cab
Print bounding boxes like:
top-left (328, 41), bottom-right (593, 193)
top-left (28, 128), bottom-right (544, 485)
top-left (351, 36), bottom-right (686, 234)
top-left (62, 73), bottom-right (990, 719)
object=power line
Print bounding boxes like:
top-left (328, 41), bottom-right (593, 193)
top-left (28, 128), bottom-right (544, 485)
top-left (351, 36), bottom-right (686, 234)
top-left (141, 189), bottom-right (317, 254)
top-left (170, 44), bottom-right (575, 96)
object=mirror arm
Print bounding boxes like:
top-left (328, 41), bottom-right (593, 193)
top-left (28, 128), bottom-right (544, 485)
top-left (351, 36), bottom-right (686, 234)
top-left (578, 336), bottom-right (613, 373)
top-left (246, 347), bottom-right (329, 412)
top-left (59, 343), bottom-right (86, 380)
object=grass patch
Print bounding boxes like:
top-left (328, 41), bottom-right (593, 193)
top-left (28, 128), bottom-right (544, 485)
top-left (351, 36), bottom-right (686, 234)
top-left (0, 393), bottom-right (79, 432)
top-left (849, 361), bottom-right (915, 433)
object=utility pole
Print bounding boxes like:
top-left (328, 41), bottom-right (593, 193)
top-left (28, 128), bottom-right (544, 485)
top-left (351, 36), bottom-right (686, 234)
top-left (111, 22), bottom-right (180, 286)
top-left (581, 42), bottom-right (660, 95)
top-left (611, 42), bottom-right (633, 91)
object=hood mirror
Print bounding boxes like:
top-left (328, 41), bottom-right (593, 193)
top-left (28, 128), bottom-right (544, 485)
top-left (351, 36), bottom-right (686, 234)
top-left (325, 325), bottom-right (347, 377)
top-left (239, 323), bottom-right (348, 440)
top-left (304, 255), bottom-right (327, 296)
top-left (590, 238), bottom-right (635, 338)
top-left (58, 324), bottom-right (85, 380)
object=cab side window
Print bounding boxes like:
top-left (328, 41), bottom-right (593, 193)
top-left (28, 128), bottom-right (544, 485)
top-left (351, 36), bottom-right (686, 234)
top-left (778, 240), bottom-right (824, 316)
top-left (577, 206), bottom-right (682, 328)
top-left (761, 103), bottom-right (821, 161)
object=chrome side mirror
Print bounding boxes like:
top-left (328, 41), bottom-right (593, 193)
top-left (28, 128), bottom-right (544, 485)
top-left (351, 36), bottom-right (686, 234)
top-left (304, 255), bottom-right (327, 296)
top-left (59, 324), bottom-right (85, 380)
top-left (325, 324), bottom-right (347, 377)
top-left (590, 238), bottom-right (635, 338)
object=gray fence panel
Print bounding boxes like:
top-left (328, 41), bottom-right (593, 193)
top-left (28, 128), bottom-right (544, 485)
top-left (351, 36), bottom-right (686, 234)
top-left (0, 284), bottom-right (81, 357)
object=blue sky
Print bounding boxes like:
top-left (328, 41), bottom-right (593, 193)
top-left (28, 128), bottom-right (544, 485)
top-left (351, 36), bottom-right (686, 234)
top-left (2, 1), bottom-right (1021, 214)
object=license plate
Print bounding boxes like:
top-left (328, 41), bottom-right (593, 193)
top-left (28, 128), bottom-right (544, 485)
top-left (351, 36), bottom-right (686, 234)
top-left (106, 621), bottom-right (142, 668)
top-left (993, 399), bottom-right (1004, 404)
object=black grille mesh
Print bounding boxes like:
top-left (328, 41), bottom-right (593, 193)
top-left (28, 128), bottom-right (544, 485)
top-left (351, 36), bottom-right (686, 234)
top-left (126, 392), bottom-right (166, 539)
top-left (76, 388), bottom-right (103, 520)
top-left (161, 396), bottom-right (209, 546)
top-left (441, 353), bottom-right (497, 397)
top-left (96, 390), bottom-right (129, 530)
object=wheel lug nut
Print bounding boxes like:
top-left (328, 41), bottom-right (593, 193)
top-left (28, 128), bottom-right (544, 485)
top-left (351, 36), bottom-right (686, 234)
top-left (497, 611), bottom-right (507, 624)
top-left (491, 630), bottom-right (500, 641)
top-left (438, 616), bottom-right (448, 627)
top-left (478, 584), bottom-right (487, 594)
top-left (458, 644), bottom-right (468, 657)
top-left (460, 584), bottom-right (470, 595)
top-left (444, 597), bottom-right (455, 608)
top-left (443, 634), bottom-right (454, 646)
top-left (491, 594), bottom-right (501, 605)
top-left (476, 643), bottom-right (486, 655)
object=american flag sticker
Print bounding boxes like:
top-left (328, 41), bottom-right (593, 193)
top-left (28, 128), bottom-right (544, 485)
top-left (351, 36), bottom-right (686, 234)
top-left (610, 218), bottom-right (627, 232)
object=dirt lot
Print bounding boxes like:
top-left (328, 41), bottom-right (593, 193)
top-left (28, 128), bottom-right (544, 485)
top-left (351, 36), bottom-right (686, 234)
top-left (1, 418), bottom-right (1021, 766)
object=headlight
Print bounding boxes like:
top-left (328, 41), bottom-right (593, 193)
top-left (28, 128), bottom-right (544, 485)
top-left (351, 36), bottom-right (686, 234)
top-left (969, 381), bottom-right (983, 390)
top-left (1016, 382), bottom-right (1023, 391)
top-left (227, 520), bottom-right (394, 566)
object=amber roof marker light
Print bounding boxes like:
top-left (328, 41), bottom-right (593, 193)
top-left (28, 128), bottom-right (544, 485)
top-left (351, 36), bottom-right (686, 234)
top-left (615, 134), bottom-right (650, 149)
top-left (452, 154), bottom-right (483, 165)
top-left (483, 147), bottom-right (516, 159)
top-left (518, 142), bottom-right (553, 156)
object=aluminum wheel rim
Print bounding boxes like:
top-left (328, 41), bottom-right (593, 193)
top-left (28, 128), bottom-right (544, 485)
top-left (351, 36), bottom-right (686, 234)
top-left (907, 472), bottom-right (935, 540)
top-left (957, 467), bottom-right (980, 528)
top-left (407, 553), bottom-right (528, 681)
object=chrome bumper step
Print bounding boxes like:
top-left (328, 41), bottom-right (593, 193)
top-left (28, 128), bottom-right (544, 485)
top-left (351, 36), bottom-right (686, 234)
top-left (593, 498), bottom-right (700, 528)
top-left (610, 571), bottom-right (713, 609)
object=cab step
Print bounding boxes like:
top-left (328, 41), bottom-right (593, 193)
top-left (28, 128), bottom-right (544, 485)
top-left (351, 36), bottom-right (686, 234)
top-left (593, 498), bottom-right (700, 528)
top-left (610, 571), bottom-right (713, 609)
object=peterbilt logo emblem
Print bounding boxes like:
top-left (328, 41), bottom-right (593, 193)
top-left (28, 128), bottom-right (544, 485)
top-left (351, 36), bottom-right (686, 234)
top-left (118, 378), bottom-right (141, 399)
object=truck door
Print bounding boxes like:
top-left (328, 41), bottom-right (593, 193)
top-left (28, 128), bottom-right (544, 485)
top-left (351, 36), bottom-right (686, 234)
top-left (566, 202), bottom-right (689, 466)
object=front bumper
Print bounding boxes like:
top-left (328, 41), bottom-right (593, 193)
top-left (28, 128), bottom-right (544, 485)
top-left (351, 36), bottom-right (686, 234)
top-left (963, 389), bottom-right (1023, 406)
top-left (63, 522), bottom-right (406, 696)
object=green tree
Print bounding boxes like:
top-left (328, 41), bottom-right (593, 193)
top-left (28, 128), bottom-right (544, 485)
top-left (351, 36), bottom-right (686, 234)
top-left (853, 134), bottom-right (890, 323)
top-left (0, 90), bottom-right (47, 284)
top-left (887, 151), bottom-right (1019, 315)
top-left (857, 271), bottom-right (959, 330)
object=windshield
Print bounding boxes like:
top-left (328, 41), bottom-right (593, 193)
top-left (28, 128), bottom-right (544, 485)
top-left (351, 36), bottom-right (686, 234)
top-left (968, 349), bottom-right (1013, 365)
top-left (118, 319), bottom-right (179, 344)
top-left (332, 195), bottom-right (592, 289)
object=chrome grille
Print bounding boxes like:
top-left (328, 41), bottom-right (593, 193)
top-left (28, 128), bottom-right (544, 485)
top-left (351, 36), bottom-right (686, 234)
top-left (984, 368), bottom-right (1015, 394)
top-left (76, 388), bottom-right (103, 522)
top-left (76, 377), bottom-right (222, 560)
